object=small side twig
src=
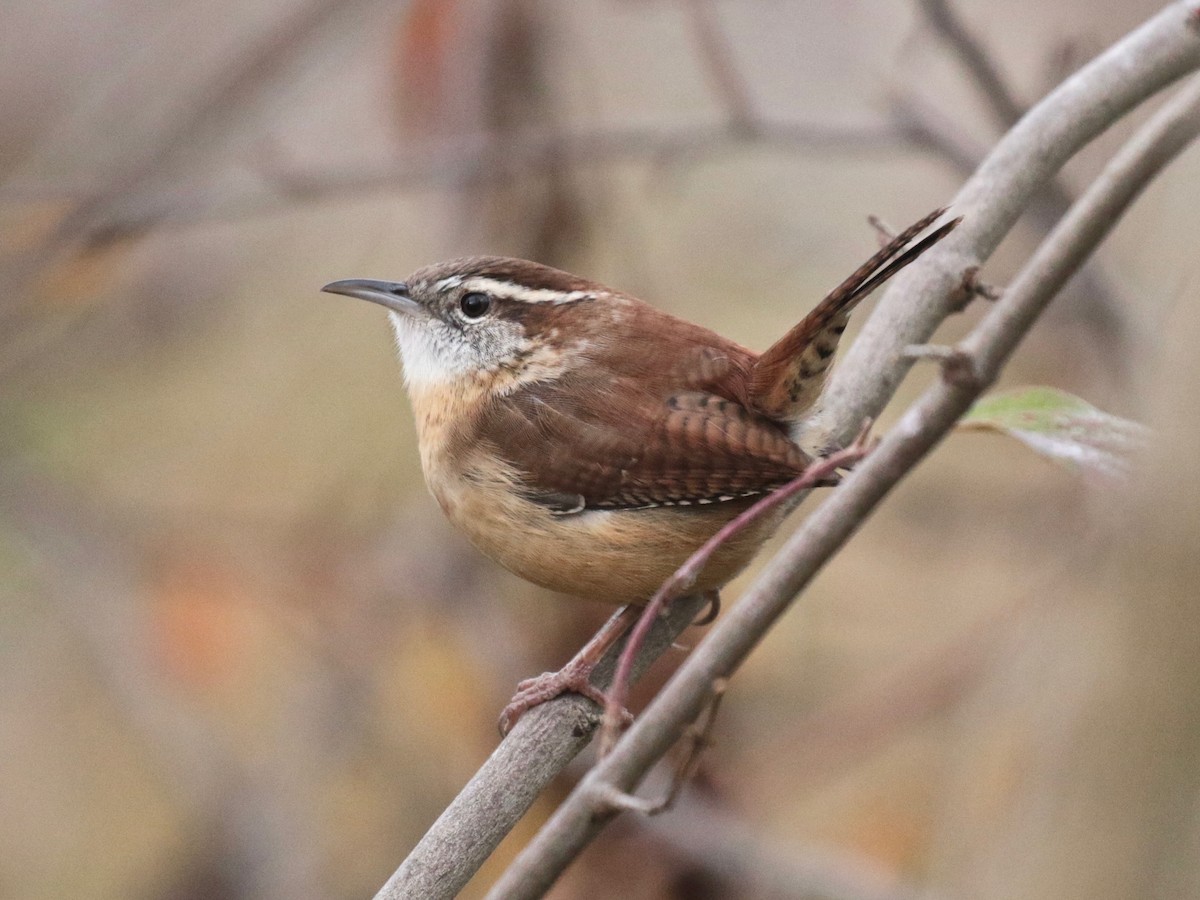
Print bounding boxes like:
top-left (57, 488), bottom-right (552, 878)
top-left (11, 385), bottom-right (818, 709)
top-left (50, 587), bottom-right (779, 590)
top-left (867, 214), bottom-right (897, 245)
top-left (903, 344), bottom-right (982, 389)
top-left (594, 677), bottom-right (728, 816)
top-left (952, 265), bottom-right (1003, 308)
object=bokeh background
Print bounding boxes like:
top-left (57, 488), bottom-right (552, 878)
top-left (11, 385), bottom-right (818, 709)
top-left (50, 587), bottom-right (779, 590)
top-left (3, 1), bottom-right (1198, 898)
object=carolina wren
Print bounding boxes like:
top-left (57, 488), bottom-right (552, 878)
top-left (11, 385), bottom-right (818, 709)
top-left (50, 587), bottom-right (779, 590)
top-left (323, 210), bottom-right (956, 726)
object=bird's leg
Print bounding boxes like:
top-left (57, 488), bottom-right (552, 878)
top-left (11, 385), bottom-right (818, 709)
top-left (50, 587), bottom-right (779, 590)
top-left (498, 604), bottom-right (642, 735)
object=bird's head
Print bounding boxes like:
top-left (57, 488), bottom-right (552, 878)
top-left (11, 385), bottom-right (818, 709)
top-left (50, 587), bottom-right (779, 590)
top-left (322, 257), bottom-right (621, 391)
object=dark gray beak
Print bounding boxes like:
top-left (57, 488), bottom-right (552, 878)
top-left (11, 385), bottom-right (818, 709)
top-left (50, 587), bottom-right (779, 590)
top-left (321, 279), bottom-right (421, 316)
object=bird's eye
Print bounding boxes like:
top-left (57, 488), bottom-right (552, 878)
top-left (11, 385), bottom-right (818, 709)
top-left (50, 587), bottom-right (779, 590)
top-left (459, 292), bottom-right (491, 319)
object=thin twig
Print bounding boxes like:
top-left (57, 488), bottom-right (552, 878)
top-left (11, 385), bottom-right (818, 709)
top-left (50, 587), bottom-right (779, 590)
top-left (652, 675), bottom-right (728, 814)
top-left (595, 677), bottom-right (727, 816)
top-left (867, 214), bottom-right (898, 243)
top-left (482, 34), bottom-right (1200, 900)
top-left (599, 439), bottom-right (872, 755)
top-left (903, 344), bottom-right (981, 388)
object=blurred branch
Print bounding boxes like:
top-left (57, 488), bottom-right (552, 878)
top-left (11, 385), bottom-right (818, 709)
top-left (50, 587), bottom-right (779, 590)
top-left (885, 88), bottom-right (992, 178)
top-left (908, 0), bottom-right (1130, 362)
top-left (1, 0), bottom-right (385, 300)
top-left (640, 785), bottom-right (928, 900)
top-left (31, 118), bottom-right (905, 236)
top-left (481, 7), bottom-right (1200, 898)
top-left (916, 0), bottom-right (1025, 129)
top-left (0, 0), bottom-right (1065, 245)
top-left (683, 0), bottom-right (759, 135)
top-left (9, 0), bottom-right (1118, 371)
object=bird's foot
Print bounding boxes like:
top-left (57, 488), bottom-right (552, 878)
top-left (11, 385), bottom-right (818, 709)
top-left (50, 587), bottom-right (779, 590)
top-left (498, 656), bottom-right (632, 736)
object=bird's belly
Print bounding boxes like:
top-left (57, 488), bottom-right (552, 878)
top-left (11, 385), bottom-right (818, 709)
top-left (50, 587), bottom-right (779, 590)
top-left (431, 470), bottom-right (781, 604)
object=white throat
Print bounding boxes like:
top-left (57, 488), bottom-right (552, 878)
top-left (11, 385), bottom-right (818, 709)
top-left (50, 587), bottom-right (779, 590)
top-left (389, 312), bottom-right (467, 389)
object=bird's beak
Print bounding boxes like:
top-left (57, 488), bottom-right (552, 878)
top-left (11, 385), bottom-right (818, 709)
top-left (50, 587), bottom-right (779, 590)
top-left (320, 279), bottom-right (422, 316)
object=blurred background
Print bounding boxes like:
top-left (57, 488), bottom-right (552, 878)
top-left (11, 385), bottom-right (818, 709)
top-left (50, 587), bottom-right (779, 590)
top-left (3, 1), bottom-right (1198, 898)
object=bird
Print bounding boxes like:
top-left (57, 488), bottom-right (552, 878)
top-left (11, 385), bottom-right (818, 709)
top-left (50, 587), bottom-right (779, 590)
top-left (322, 208), bottom-right (958, 727)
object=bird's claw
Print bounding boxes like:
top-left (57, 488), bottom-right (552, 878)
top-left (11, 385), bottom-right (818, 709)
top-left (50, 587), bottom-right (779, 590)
top-left (498, 660), bottom-right (630, 735)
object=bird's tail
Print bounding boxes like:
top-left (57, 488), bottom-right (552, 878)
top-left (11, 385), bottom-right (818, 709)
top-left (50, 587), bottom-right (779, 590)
top-left (749, 208), bottom-right (960, 421)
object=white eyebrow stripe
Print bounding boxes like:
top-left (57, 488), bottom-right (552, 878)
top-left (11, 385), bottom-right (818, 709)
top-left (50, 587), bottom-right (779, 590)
top-left (434, 275), bottom-right (463, 292)
top-left (457, 276), bottom-right (596, 305)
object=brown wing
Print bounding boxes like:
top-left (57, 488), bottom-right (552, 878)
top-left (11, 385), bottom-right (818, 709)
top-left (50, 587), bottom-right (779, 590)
top-left (475, 374), bottom-right (810, 514)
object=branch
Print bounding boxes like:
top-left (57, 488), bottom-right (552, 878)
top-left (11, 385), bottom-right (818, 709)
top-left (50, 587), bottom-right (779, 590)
top-left (482, 20), bottom-right (1200, 900)
top-left (886, 88), bottom-right (993, 178)
top-left (372, 593), bottom-right (709, 900)
top-left (0, 1), bottom-right (1051, 242)
top-left (907, 0), bottom-right (1131, 359)
top-left (822, 1), bottom-right (1200, 445)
